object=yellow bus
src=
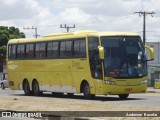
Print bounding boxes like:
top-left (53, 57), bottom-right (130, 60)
top-left (7, 30), bottom-right (154, 99)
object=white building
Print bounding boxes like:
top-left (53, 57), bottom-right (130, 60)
top-left (146, 42), bottom-right (160, 87)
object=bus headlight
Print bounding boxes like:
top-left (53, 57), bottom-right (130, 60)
top-left (140, 80), bottom-right (147, 84)
top-left (104, 80), bottom-right (116, 85)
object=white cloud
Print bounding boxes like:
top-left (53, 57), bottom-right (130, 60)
top-left (3, 0), bottom-right (19, 6)
top-left (0, 0), bottom-right (40, 20)
top-left (48, 0), bottom-right (141, 16)
top-left (142, 0), bottom-right (160, 11)
top-left (59, 8), bottom-right (91, 24)
top-left (0, 0), bottom-right (159, 41)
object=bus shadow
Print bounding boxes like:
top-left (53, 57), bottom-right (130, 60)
top-left (11, 93), bottom-right (146, 101)
top-left (50, 94), bottom-right (146, 101)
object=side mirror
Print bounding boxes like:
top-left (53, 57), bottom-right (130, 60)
top-left (144, 45), bottom-right (154, 61)
top-left (98, 46), bottom-right (104, 60)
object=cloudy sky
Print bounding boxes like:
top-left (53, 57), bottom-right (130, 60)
top-left (0, 0), bottom-right (160, 41)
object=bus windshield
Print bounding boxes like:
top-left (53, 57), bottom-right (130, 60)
top-left (101, 36), bottom-right (147, 78)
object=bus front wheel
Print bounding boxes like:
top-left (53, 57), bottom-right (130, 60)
top-left (83, 82), bottom-right (91, 99)
top-left (32, 81), bottom-right (42, 96)
top-left (23, 80), bottom-right (31, 96)
top-left (118, 94), bottom-right (129, 99)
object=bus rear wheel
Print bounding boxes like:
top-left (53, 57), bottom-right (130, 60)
top-left (32, 81), bottom-right (42, 96)
top-left (23, 80), bottom-right (31, 96)
top-left (118, 94), bottom-right (129, 99)
top-left (67, 93), bottom-right (74, 97)
top-left (83, 82), bottom-right (91, 99)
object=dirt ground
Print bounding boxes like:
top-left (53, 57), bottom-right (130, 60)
top-left (0, 94), bottom-right (159, 111)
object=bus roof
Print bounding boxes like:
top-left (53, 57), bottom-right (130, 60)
top-left (43, 30), bottom-right (139, 37)
top-left (43, 30), bottom-right (97, 37)
top-left (99, 32), bottom-right (139, 36)
top-left (8, 30), bottom-right (140, 44)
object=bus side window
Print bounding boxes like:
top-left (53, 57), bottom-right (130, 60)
top-left (47, 42), bottom-right (58, 58)
top-left (60, 41), bottom-right (72, 57)
top-left (17, 44), bottom-right (25, 58)
top-left (26, 43), bottom-right (34, 58)
top-left (35, 43), bottom-right (46, 58)
top-left (73, 39), bottom-right (86, 57)
top-left (65, 41), bottom-right (72, 57)
top-left (88, 37), bottom-right (102, 79)
top-left (60, 41), bottom-right (66, 57)
top-left (39, 43), bottom-right (46, 58)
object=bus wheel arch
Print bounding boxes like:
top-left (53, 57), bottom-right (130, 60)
top-left (23, 79), bottom-right (31, 96)
top-left (32, 79), bottom-right (42, 96)
top-left (80, 80), bottom-right (92, 99)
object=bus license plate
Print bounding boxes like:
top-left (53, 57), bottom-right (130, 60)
top-left (125, 88), bottom-right (132, 92)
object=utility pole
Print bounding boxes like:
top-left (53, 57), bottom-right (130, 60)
top-left (134, 11), bottom-right (155, 45)
top-left (60, 24), bottom-right (75, 32)
top-left (23, 26), bottom-right (39, 38)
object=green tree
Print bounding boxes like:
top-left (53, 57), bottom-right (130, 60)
top-left (0, 26), bottom-right (25, 60)
top-left (0, 45), bottom-right (7, 60)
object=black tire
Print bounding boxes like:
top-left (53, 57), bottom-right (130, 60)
top-left (83, 82), bottom-right (91, 99)
top-left (23, 81), bottom-right (31, 96)
top-left (32, 81), bottom-right (41, 96)
top-left (1, 83), bottom-right (5, 90)
top-left (91, 94), bottom-right (95, 98)
top-left (118, 94), bottom-right (129, 99)
top-left (67, 93), bottom-right (74, 97)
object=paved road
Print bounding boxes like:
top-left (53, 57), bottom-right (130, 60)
top-left (0, 88), bottom-right (160, 109)
top-left (0, 88), bottom-right (160, 119)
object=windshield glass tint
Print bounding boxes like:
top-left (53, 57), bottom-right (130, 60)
top-left (101, 36), bottom-right (147, 78)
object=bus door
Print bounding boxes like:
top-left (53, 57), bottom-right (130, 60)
top-left (88, 37), bottom-right (103, 95)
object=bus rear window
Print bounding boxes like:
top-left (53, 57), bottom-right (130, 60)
top-left (8, 45), bottom-right (16, 59)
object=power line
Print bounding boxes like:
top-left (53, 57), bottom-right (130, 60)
top-left (23, 26), bottom-right (40, 38)
top-left (29, 14), bottom-right (133, 29)
top-left (134, 11), bottom-right (156, 44)
top-left (21, 14), bottom-right (134, 31)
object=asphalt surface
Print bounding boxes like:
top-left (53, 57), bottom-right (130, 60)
top-left (0, 87), bottom-right (160, 108)
top-left (0, 87), bottom-right (160, 120)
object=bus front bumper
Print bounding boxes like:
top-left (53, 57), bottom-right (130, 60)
top-left (103, 84), bottom-right (147, 95)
